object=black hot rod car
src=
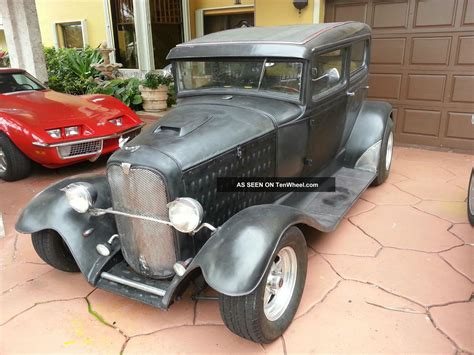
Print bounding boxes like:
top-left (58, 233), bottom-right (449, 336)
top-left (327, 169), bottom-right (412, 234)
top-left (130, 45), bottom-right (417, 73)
top-left (17, 22), bottom-right (394, 343)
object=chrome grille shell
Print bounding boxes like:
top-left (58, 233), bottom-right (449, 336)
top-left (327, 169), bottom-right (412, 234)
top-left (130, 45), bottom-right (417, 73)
top-left (107, 164), bottom-right (177, 279)
top-left (57, 140), bottom-right (103, 159)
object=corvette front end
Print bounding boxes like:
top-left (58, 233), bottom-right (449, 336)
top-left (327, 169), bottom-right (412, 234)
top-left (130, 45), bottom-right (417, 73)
top-left (29, 124), bottom-right (143, 167)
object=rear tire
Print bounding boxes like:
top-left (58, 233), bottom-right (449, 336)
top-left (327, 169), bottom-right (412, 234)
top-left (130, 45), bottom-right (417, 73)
top-left (31, 230), bottom-right (79, 272)
top-left (0, 134), bottom-right (32, 181)
top-left (219, 226), bottom-right (307, 343)
top-left (372, 118), bottom-right (394, 186)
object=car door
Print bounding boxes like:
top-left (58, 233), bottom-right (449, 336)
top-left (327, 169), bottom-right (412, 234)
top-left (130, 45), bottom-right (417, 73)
top-left (340, 39), bottom-right (370, 147)
top-left (304, 46), bottom-right (349, 175)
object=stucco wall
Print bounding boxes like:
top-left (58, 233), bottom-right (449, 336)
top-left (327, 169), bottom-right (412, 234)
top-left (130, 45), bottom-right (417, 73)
top-left (189, 0), bottom-right (325, 39)
top-left (35, 0), bottom-right (107, 48)
top-left (255, 0), bottom-right (324, 26)
top-left (33, 0), bottom-right (326, 48)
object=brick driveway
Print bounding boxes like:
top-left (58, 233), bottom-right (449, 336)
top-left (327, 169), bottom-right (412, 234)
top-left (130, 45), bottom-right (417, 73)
top-left (0, 147), bottom-right (472, 354)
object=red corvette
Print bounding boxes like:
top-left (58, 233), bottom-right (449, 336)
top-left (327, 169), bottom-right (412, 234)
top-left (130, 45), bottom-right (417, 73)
top-left (0, 68), bottom-right (144, 181)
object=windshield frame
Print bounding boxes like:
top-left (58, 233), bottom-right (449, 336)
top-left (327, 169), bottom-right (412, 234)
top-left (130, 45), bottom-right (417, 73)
top-left (0, 71), bottom-right (47, 95)
top-left (173, 58), bottom-right (307, 105)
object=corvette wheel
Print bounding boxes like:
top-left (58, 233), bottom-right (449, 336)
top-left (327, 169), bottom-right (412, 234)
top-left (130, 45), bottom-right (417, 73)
top-left (219, 227), bottom-right (307, 343)
top-left (31, 230), bottom-right (79, 272)
top-left (372, 117), bottom-right (394, 186)
top-left (0, 134), bottom-right (32, 181)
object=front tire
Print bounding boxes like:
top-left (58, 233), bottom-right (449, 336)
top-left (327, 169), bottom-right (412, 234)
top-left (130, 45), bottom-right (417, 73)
top-left (372, 118), bottom-right (394, 186)
top-left (0, 134), bottom-right (32, 181)
top-left (31, 230), bottom-right (79, 272)
top-left (219, 226), bottom-right (307, 343)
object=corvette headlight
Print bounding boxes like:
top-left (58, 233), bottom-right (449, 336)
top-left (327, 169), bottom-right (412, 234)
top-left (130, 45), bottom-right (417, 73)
top-left (61, 182), bottom-right (97, 213)
top-left (47, 129), bottom-right (61, 139)
top-left (168, 198), bottom-right (203, 233)
top-left (65, 126), bottom-right (80, 136)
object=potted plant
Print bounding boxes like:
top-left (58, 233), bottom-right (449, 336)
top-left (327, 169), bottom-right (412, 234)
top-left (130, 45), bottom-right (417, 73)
top-left (139, 72), bottom-right (171, 112)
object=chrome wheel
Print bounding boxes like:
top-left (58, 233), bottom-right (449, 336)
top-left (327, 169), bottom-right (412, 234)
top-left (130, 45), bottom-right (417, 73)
top-left (469, 174), bottom-right (474, 215)
top-left (264, 246), bottom-right (298, 321)
top-left (385, 131), bottom-right (394, 171)
top-left (0, 146), bottom-right (7, 173)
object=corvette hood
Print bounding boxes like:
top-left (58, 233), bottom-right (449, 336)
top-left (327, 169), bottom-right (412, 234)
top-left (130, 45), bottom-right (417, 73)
top-left (0, 90), bottom-right (121, 128)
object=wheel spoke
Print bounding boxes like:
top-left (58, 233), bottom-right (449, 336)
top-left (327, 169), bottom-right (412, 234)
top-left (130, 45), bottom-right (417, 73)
top-left (264, 286), bottom-right (273, 305)
top-left (274, 258), bottom-right (283, 273)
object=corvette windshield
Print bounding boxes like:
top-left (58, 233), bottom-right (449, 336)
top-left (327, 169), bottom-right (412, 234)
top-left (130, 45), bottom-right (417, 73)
top-left (176, 59), bottom-right (303, 100)
top-left (0, 72), bottom-right (45, 94)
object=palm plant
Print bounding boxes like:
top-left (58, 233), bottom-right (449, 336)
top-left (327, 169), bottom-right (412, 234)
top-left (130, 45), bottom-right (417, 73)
top-left (65, 47), bottom-right (103, 79)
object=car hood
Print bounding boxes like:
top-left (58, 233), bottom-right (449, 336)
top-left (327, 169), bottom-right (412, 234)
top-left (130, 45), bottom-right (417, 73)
top-left (110, 95), bottom-right (302, 170)
top-left (0, 90), bottom-right (122, 128)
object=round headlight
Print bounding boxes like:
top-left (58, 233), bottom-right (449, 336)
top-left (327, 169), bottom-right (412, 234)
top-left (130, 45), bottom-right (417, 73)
top-left (168, 198), bottom-right (203, 233)
top-left (62, 182), bottom-right (97, 213)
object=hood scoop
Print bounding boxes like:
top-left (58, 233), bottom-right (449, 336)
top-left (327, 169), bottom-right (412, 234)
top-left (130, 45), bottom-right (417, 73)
top-left (154, 114), bottom-right (214, 137)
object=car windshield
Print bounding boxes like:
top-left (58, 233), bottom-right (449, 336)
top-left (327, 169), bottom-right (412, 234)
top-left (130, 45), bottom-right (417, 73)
top-left (0, 72), bottom-right (45, 94)
top-left (176, 59), bottom-right (303, 101)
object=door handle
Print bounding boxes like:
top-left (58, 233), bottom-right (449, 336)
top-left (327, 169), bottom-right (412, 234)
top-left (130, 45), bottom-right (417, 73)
top-left (346, 91), bottom-right (355, 97)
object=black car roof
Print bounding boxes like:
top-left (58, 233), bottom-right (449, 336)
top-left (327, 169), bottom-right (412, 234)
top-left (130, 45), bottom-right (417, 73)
top-left (168, 22), bottom-right (371, 60)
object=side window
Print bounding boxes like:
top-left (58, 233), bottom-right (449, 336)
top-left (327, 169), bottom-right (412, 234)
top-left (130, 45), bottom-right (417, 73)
top-left (311, 48), bottom-right (345, 98)
top-left (350, 40), bottom-right (367, 74)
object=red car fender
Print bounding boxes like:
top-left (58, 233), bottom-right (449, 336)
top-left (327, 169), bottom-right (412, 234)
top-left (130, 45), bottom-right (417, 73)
top-left (0, 112), bottom-right (43, 158)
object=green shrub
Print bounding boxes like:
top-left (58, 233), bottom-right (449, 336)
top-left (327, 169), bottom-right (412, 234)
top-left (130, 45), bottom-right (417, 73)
top-left (65, 47), bottom-right (102, 78)
top-left (90, 77), bottom-right (143, 111)
top-left (141, 71), bottom-right (172, 89)
top-left (44, 47), bottom-right (102, 95)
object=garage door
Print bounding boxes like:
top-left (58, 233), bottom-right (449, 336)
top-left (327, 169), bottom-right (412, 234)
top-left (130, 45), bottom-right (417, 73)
top-left (325, 0), bottom-right (474, 150)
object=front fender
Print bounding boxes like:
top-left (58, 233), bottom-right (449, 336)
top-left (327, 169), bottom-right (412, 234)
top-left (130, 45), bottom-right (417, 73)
top-left (15, 174), bottom-right (118, 284)
top-left (344, 100), bottom-right (392, 167)
top-left (183, 204), bottom-right (322, 297)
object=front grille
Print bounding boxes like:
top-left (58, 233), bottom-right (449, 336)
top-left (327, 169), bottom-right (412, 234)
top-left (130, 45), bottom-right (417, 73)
top-left (57, 140), bottom-right (102, 159)
top-left (107, 165), bottom-right (177, 279)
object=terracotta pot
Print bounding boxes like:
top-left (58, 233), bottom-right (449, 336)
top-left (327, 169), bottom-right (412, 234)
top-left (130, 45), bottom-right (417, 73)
top-left (139, 84), bottom-right (168, 112)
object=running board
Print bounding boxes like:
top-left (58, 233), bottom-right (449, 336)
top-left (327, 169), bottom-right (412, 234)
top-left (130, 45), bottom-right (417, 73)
top-left (281, 167), bottom-right (375, 232)
top-left (96, 261), bottom-right (171, 309)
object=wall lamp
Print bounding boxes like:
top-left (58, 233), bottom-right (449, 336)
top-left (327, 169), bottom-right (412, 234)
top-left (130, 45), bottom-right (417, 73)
top-left (293, 0), bottom-right (308, 13)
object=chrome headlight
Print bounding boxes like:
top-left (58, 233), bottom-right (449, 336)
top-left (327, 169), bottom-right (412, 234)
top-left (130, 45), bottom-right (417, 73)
top-left (61, 182), bottom-right (97, 213)
top-left (167, 197), bottom-right (203, 233)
